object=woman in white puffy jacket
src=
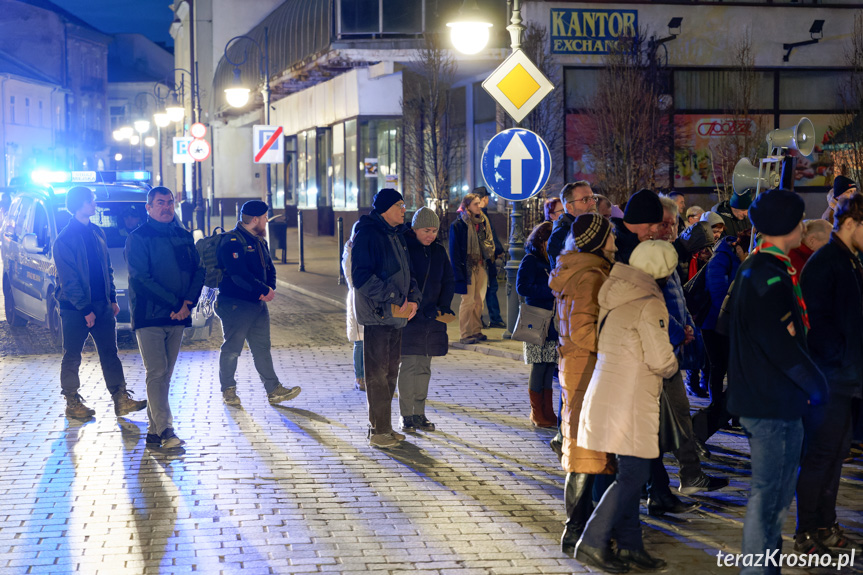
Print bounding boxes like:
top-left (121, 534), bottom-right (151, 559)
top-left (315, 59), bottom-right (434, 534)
top-left (574, 240), bottom-right (680, 574)
top-left (342, 222), bottom-right (364, 391)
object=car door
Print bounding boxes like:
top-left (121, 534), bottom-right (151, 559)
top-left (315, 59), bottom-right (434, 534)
top-left (12, 198), bottom-right (50, 320)
top-left (5, 196), bottom-right (35, 314)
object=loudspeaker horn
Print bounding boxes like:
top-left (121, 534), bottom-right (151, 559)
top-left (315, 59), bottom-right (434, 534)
top-left (766, 117), bottom-right (815, 156)
top-left (732, 158), bottom-right (780, 196)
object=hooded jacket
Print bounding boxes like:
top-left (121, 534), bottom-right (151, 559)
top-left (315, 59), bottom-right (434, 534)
top-left (400, 229), bottom-right (454, 356)
top-left (673, 222), bottom-right (714, 280)
top-left (711, 199), bottom-right (752, 238)
top-left (350, 212), bottom-right (420, 328)
top-left (125, 217), bottom-right (205, 329)
top-left (702, 237), bottom-right (741, 331)
top-left (610, 217), bottom-right (642, 264)
top-left (577, 263), bottom-right (679, 460)
top-left (549, 250), bottom-right (616, 474)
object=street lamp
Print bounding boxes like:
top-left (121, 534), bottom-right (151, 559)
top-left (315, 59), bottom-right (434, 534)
top-left (223, 27), bottom-right (273, 216)
top-left (134, 119), bottom-right (151, 134)
top-left (448, 0), bottom-right (526, 338)
top-left (447, 0), bottom-right (493, 55)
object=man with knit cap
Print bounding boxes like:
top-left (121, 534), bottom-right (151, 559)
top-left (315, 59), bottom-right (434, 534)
top-left (217, 200), bottom-right (301, 408)
top-left (548, 181), bottom-right (596, 270)
top-left (822, 175), bottom-right (857, 224)
top-left (711, 188), bottom-right (752, 238)
top-left (610, 188), bottom-right (665, 264)
top-left (727, 188), bottom-right (828, 574)
top-left (352, 189), bottom-right (420, 449)
top-left (397, 207), bottom-right (454, 433)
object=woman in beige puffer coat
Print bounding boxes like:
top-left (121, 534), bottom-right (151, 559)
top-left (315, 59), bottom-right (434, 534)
top-left (574, 240), bottom-right (679, 573)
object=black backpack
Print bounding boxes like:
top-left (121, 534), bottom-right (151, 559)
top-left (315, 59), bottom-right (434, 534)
top-left (683, 265), bottom-right (711, 327)
top-left (196, 227), bottom-right (246, 289)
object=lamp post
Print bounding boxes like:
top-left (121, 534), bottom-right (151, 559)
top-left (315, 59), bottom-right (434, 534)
top-left (223, 27), bottom-right (273, 217)
top-left (448, 0), bottom-right (526, 338)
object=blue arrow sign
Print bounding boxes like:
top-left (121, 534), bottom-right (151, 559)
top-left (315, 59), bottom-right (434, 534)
top-left (481, 128), bottom-right (552, 201)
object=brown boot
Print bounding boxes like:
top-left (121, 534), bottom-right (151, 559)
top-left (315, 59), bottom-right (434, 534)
top-left (355, 378), bottom-right (366, 391)
top-left (65, 394), bottom-right (96, 419)
top-left (112, 389), bottom-right (147, 416)
top-left (542, 388), bottom-right (558, 427)
top-left (529, 390), bottom-right (556, 428)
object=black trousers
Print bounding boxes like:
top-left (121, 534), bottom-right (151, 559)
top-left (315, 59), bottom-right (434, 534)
top-left (692, 329), bottom-right (731, 442)
top-left (60, 301), bottom-right (125, 397)
top-left (648, 372), bottom-right (701, 495)
top-left (363, 324), bottom-right (402, 435)
top-left (796, 393), bottom-right (854, 534)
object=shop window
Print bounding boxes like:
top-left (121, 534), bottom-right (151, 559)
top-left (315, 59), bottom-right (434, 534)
top-left (317, 128), bottom-right (332, 207)
top-left (340, 0), bottom-right (378, 34)
top-left (383, 0), bottom-right (422, 34)
top-left (674, 70), bottom-right (773, 111)
top-left (339, 0), bottom-right (424, 36)
top-left (565, 69), bottom-right (600, 109)
top-left (359, 118), bottom-right (401, 209)
top-left (779, 71), bottom-right (846, 111)
top-left (332, 123), bottom-right (346, 210)
top-left (345, 120), bottom-right (359, 210)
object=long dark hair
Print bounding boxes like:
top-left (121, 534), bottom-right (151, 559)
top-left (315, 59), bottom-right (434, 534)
top-left (525, 221), bottom-right (553, 263)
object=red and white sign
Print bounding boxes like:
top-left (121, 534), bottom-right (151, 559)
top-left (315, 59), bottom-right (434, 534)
top-left (253, 125), bottom-right (284, 164)
top-left (188, 138), bottom-right (211, 162)
top-left (190, 122), bottom-right (207, 139)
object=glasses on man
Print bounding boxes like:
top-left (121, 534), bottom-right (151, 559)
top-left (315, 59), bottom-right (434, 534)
top-left (553, 208), bottom-right (565, 216)
top-left (568, 196), bottom-right (598, 205)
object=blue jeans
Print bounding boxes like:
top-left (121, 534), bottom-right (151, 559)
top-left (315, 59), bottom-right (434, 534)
top-left (485, 260), bottom-right (503, 324)
top-left (216, 296), bottom-right (280, 394)
top-left (740, 416), bottom-right (804, 575)
top-left (353, 340), bottom-right (364, 379)
top-left (581, 455), bottom-right (650, 551)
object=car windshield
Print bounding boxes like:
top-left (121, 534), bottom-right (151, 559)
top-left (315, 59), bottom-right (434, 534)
top-left (54, 201), bottom-right (148, 249)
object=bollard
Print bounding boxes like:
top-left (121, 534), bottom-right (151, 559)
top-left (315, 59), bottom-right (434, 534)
top-left (220, 200), bottom-right (225, 230)
top-left (337, 217), bottom-right (345, 285)
top-left (298, 210), bottom-right (305, 272)
top-left (235, 201), bottom-right (240, 225)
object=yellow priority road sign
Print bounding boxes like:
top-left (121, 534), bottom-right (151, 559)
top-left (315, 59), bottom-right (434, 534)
top-left (482, 49), bottom-right (554, 124)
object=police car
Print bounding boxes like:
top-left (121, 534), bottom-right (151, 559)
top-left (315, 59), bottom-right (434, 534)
top-left (2, 170), bottom-right (152, 344)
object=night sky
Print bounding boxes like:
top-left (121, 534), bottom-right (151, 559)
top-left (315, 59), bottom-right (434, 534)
top-left (51, 0), bottom-right (174, 47)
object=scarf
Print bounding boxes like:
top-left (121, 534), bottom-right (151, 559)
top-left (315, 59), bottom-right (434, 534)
top-left (460, 210), bottom-right (495, 271)
top-left (753, 240), bottom-right (809, 332)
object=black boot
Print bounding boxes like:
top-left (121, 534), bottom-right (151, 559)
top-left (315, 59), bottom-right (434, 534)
top-left (561, 473), bottom-right (594, 556)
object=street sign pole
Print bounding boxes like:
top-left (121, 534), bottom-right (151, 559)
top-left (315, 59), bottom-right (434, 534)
top-left (505, 0), bottom-right (525, 340)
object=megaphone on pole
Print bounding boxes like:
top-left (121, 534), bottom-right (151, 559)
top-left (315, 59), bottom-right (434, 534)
top-left (766, 117), bottom-right (815, 156)
top-left (733, 158), bottom-right (780, 196)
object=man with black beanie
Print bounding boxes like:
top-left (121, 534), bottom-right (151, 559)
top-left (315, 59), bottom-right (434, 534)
top-left (795, 193), bottom-right (863, 553)
top-left (727, 188), bottom-right (828, 571)
top-left (352, 189), bottom-right (421, 449)
top-left (611, 188), bottom-right (664, 264)
top-left (217, 200), bottom-right (301, 408)
top-left (711, 188), bottom-right (752, 238)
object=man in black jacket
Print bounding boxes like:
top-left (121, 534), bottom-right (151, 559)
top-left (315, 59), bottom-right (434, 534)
top-left (54, 186), bottom-right (146, 419)
top-left (352, 189), bottom-right (420, 449)
top-left (711, 188), bottom-right (752, 239)
top-left (548, 181), bottom-right (596, 270)
top-left (217, 200), bottom-right (301, 408)
top-left (795, 193), bottom-right (863, 553)
top-left (611, 189), bottom-right (664, 265)
top-left (126, 187), bottom-right (205, 449)
top-left (727, 188), bottom-right (827, 571)
top-left (475, 187), bottom-right (505, 329)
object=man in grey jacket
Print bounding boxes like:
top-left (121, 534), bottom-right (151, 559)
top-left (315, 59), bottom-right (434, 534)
top-left (126, 186), bottom-right (204, 449)
top-left (54, 186), bottom-right (147, 419)
top-left (351, 189), bottom-right (420, 449)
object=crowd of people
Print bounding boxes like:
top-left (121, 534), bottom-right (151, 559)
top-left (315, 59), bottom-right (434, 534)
top-left (47, 173), bottom-right (863, 573)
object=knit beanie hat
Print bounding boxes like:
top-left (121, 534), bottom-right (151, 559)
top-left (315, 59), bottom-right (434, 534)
top-left (833, 175), bottom-right (857, 198)
top-left (372, 188), bottom-right (403, 214)
top-left (700, 211), bottom-right (725, 228)
top-left (412, 207), bottom-right (440, 229)
top-left (571, 213), bottom-right (612, 255)
top-left (624, 189), bottom-right (664, 224)
top-left (730, 189), bottom-right (753, 210)
top-left (241, 200), bottom-right (268, 217)
top-left (749, 188), bottom-right (805, 236)
top-left (629, 240), bottom-right (678, 280)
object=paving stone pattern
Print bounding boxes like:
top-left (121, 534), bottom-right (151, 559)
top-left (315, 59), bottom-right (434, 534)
top-left (0, 291), bottom-right (861, 574)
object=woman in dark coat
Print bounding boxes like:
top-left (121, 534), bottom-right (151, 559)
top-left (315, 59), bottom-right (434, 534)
top-left (397, 207), bottom-right (455, 433)
top-left (516, 221), bottom-right (559, 428)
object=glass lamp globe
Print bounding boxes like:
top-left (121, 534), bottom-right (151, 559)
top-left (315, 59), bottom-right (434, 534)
top-left (129, 135), bottom-right (140, 146)
top-left (447, 20), bottom-right (492, 54)
top-left (144, 136), bottom-right (156, 147)
top-left (225, 87), bottom-right (251, 108)
top-left (114, 153), bottom-right (123, 162)
top-left (112, 129), bottom-right (125, 141)
top-left (153, 112), bottom-right (170, 128)
top-left (134, 119), bottom-right (151, 134)
top-left (165, 105), bottom-right (184, 123)
top-left (120, 126), bottom-right (134, 140)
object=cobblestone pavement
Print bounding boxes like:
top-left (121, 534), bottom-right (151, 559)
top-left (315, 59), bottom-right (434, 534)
top-left (1, 290), bottom-right (862, 574)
